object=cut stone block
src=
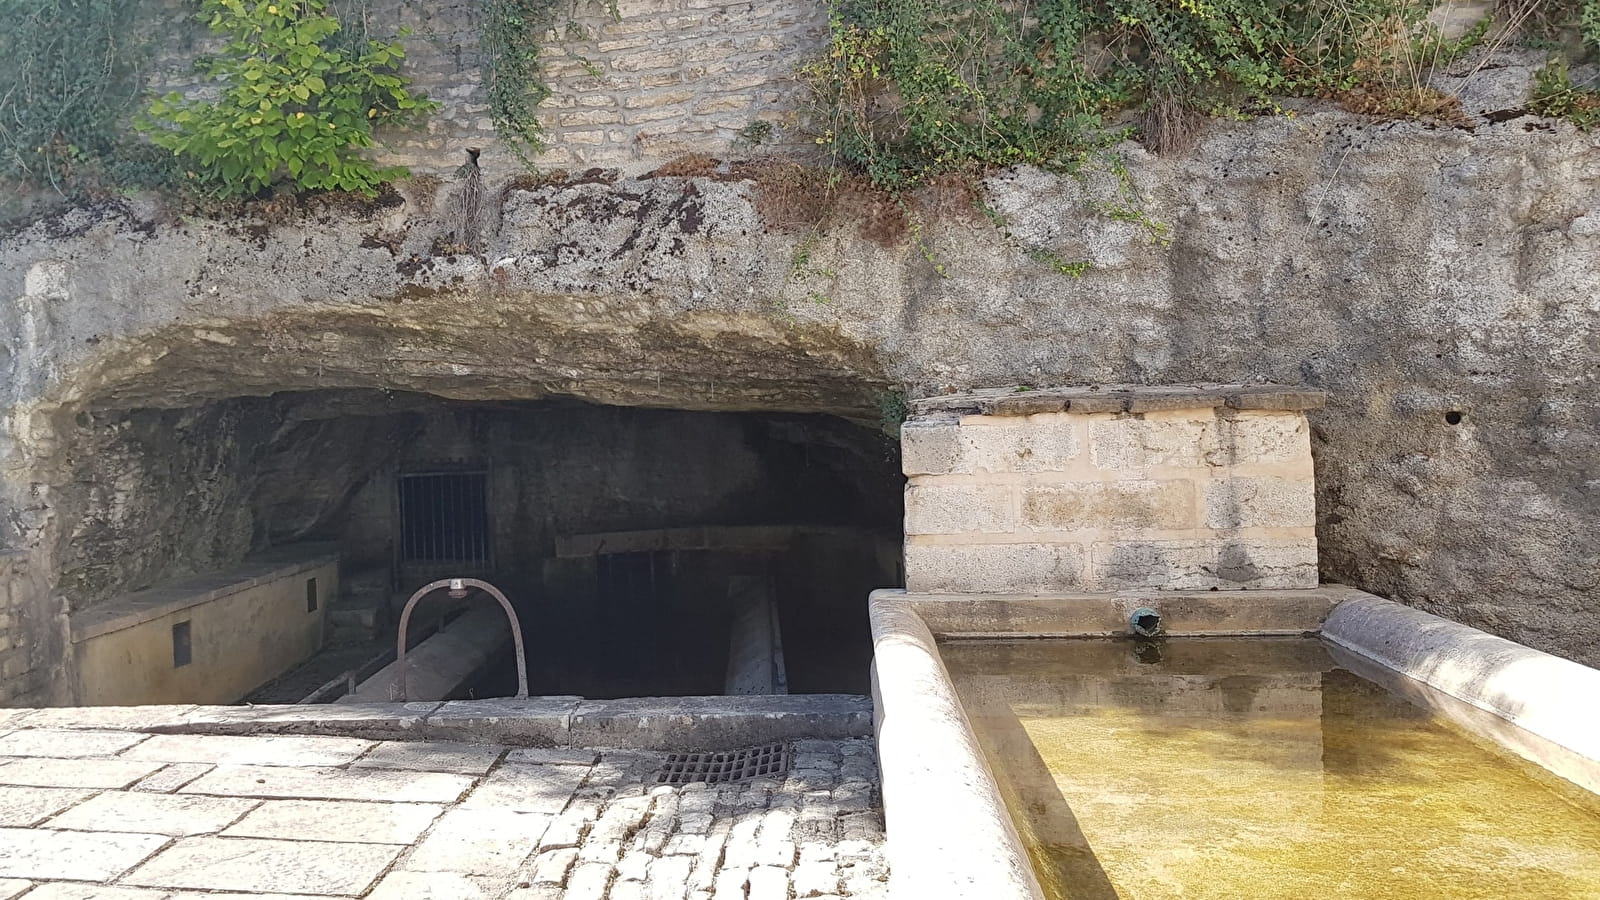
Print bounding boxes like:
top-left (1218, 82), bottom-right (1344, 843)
top-left (460, 762), bottom-right (587, 814)
top-left (507, 748), bottom-right (600, 767)
top-left (352, 740), bottom-right (504, 776)
top-left (1216, 411), bottom-right (1311, 466)
top-left (404, 808), bottom-right (550, 876)
top-left (0, 729), bottom-right (148, 759)
top-left (132, 763), bottom-right (214, 794)
top-left (179, 764), bottom-right (473, 804)
top-left (0, 827), bottom-right (168, 880)
top-left (901, 415), bottom-right (1079, 476)
top-left (45, 791), bottom-right (257, 836)
top-left (1216, 539), bottom-right (1320, 589)
top-left (122, 836), bottom-right (402, 895)
top-left (904, 543), bottom-right (1088, 594)
top-left (12, 886), bottom-right (168, 900)
top-left (904, 484), bottom-right (1014, 535)
top-left (421, 698), bottom-right (580, 745)
top-left (0, 786), bottom-right (95, 827)
top-left (222, 799), bottom-right (443, 844)
top-left (1203, 477), bottom-right (1316, 529)
top-left (1089, 414), bottom-right (1217, 471)
top-left (123, 734), bottom-right (374, 768)
top-left (366, 871), bottom-right (498, 900)
top-left (1090, 540), bottom-right (1319, 591)
top-left (1019, 480), bottom-right (1198, 532)
top-left (0, 758), bottom-right (165, 789)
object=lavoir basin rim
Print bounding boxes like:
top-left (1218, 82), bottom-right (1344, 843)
top-left (867, 585), bottom-right (1600, 900)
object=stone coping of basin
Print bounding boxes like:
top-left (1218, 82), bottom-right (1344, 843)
top-left (883, 585), bottom-right (1360, 638)
top-left (1323, 595), bottom-right (1600, 795)
top-left (70, 543), bottom-right (340, 643)
top-left (869, 585), bottom-right (1600, 899)
top-left (0, 693), bottom-right (872, 751)
top-left (909, 382), bottom-right (1327, 417)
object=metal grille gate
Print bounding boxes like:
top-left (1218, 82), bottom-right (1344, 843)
top-left (397, 466), bottom-right (490, 572)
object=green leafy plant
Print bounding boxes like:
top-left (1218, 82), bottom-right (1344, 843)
top-left (1530, 57), bottom-right (1600, 128)
top-left (481, 0), bottom-right (618, 167)
top-left (803, 0), bottom-right (1478, 191)
top-left (138, 0), bottom-right (437, 198)
top-left (481, 0), bottom-right (564, 165)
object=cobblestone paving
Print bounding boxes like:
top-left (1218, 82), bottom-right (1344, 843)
top-left (0, 730), bottom-right (887, 899)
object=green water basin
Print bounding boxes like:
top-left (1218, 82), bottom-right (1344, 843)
top-left (942, 637), bottom-right (1600, 900)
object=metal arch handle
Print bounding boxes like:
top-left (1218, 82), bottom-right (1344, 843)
top-left (396, 577), bottom-right (530, 701)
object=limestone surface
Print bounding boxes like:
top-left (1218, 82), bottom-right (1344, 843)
top-left (0, 722), bottom-right (887, 899)
top-left (2, 103), bottom-right (1598, 703)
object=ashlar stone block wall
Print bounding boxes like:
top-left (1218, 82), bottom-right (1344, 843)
top-left (901, 386), bottom-right (1323, 594)
top-left (146, 0), bottom-right (827, 178)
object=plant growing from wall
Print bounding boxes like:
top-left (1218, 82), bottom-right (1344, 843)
top-left (139, 0), bottom-right (437, 198)
top-left (803, 0), bottom-right (1459, 193)
top-left (0, 0), bottom-right (167, 199)
top-left (480, 0), bottom-right (616, 167)
top-left (1525, 0), bottom-right (1600, 128)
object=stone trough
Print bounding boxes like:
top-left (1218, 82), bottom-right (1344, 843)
top-left (869, 385), bottom-right (1600, 898)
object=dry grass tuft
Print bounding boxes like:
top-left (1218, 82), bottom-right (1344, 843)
top-left (649, 153), bottom-right (722, 178)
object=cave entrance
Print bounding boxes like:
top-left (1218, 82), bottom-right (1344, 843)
top-left (59, 389), bottom-right (905, 706)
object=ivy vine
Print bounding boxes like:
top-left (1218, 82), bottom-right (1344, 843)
top-left (0, 0), bottom-right (167, 202)
top-left (480, 0), bottom-right (616, 167)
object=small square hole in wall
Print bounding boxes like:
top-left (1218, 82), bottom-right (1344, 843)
top-left (172, 621), bottom-right (192, 668)
top-left (306, 577), bottom-right (318, 613)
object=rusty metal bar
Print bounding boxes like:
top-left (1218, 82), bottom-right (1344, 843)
top-left (395, 577), bottom-right (529, 701)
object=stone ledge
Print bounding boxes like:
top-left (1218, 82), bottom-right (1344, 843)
top-left (0, 694), bottom-right (873, 750)
top-left (69, 543), bottom-right (340, 643)
top-left (1323, 595), bottom-right (1600, 795)
top-left (909, 384), bottom-right (1327, 417)
top-left (881, 585), bottom-right (1361, 637)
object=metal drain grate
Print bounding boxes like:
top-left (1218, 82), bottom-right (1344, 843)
top-left (655, 743), bottom-right (792, 785)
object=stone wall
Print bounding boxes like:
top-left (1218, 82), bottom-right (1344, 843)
top-left (3, 99), bottom-right (1599, 677)
top-left (146, 0), bottom-right (825, 178)
top-left (72, 548), bottom-right (336, 706)
top-left (0, 552), bottom-right (51, 705)
top-left (901, 388), bottom-right (1319, 594)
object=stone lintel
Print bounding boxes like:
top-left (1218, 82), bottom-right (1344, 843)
top-left (909, 384), bottom-right (1326, 418)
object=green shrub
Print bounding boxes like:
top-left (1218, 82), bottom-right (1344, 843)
top-left (139, 0), bottom-right (437, 198)
top-left (803, 0), bottom-right (1478, 190)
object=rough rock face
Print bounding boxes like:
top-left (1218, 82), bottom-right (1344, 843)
top-left (2, 107), bottom-right (1599, 703)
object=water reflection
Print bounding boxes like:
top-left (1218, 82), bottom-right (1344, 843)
top-left (943, 637), bottom-right (1600, 900)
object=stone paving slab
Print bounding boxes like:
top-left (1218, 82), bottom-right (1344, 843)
top-left (366, 871), bottom-right (502, 900)
top-left (0, 758), bottom-right (166, 789)
top-left (352, 740), bottom-right (505, 776)
top-left (0, 827), bottom-right (168, 880)
top-left (0, 787), bottom-right (97, 828)
top-left (0, 880), bottom-right (24, 900)
top-left (5, 707), bottom-right (198, 732)
top-left (222, 799), bottom-right (443, 844)
top-left (130, 764), bottom-right (214, 794)
top-left (124, 734), bottom-right (374, 767)
top-left (0, 718), bottom-right (887, 900)
top-left (45, 792), bottom-right (258, 836)
top-left (0, 730), bottom-right (149, 759)
top-left (461, 763), bottom-right (589, 814)
top-left (404, 808), bottom-right (552, 876)
top-left (122, 836), bottom-right (402, 895)
top-left (179, 764), bottom-right (474, 803)
top-left (176, 703), bottom-right (442, 739)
